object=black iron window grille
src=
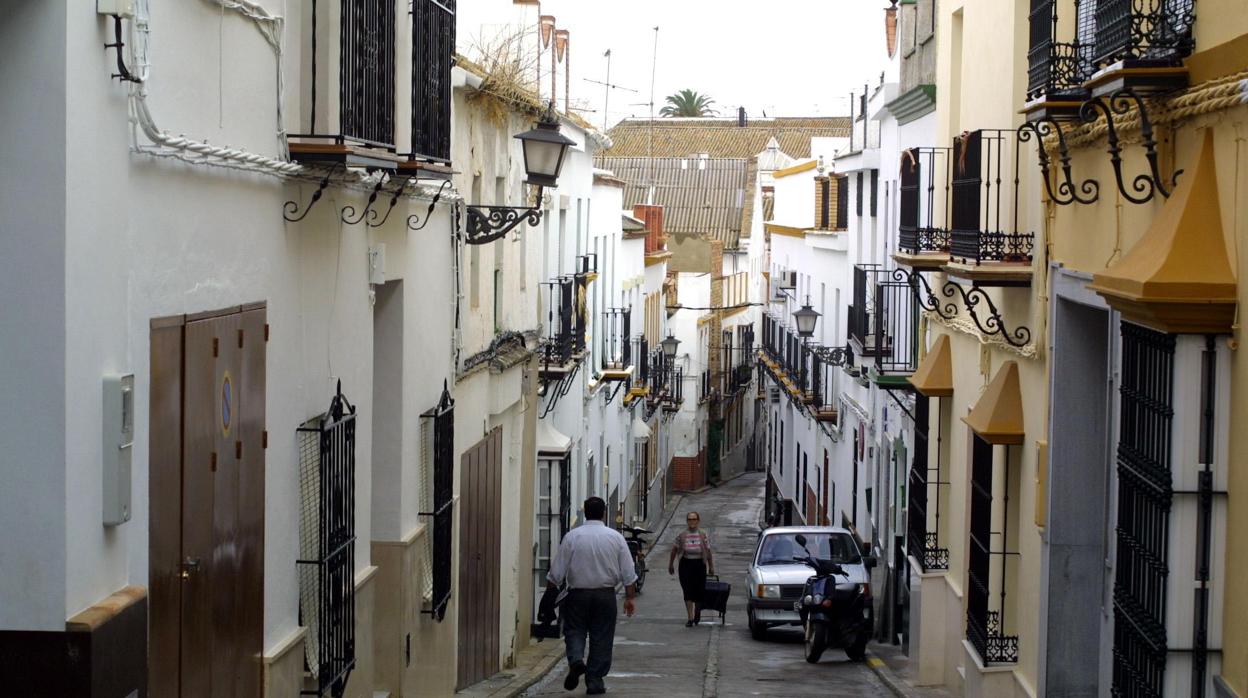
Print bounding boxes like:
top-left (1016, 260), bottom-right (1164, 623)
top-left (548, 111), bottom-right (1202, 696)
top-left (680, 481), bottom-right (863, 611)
top-left (856, 172), bottom-right (865, 217)
top-left (966, 435), bottom-right (1020, 665)
top-left (1111, 322), bottom-right (1175, 698)
top-left (297, 383), bottom-right (359, 697)
top-left (836, 176), bottom-right (850, 230)
top-left (419, 381), bottom-right (455, 622)
top-left (301, 0), bottom-right (398, 150)
top-left (410, 0), bottom-right (455, 163)
top-left (898, 147), bottom-right (953, 256)
top-left (950, 130), bottom-right (1036, 267)
top-left (1093, 0), bottom-right (1195, 69)
top-left (1027, 0), bottom-right (1097, 103)
top-left (818, 178), bottom-right (832, 229)
top-left (907, 394), bottom-right (949, 572)
top-left (601, 308), bottom-right (632, 371)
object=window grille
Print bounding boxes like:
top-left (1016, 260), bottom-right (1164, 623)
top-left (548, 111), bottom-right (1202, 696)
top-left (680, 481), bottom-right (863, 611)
top-left (339, 0), bottom-right (397, 146)
top-left (1111, 322), bottom-right (1175, 698)
top-left (856, 172), bottom-right (865, 216)
top-left (966, 436), bottom-right (1019, 665)
top-left (907, 395), bottom-right (948, 571)
top-left (420, 381), bottom-right (455, 622)
top-left (410, 0), bottom-right (455, 162)
top-left (874, 275), bottom-right (919, 375)
top-left (836, 176), bottom-right (849, 230)
top-left (297, 384), bottom-right (358, 697)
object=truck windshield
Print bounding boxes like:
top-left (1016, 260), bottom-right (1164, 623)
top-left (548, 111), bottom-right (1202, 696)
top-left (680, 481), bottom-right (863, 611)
top-left (756, 532), bottom-right (861, 565)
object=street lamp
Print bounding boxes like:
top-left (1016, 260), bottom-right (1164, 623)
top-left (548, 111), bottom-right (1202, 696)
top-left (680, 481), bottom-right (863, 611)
top-left (660, 334), bottom-right (681, 360)
top-left (464, 104), bottom-right (576, 244)
top-left (792, 298), bottom-right (820, 339)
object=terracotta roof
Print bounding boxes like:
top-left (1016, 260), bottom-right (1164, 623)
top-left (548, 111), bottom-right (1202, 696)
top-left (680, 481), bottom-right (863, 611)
top-left (595, 156), bottom-right (749, 249)
top-left (601, 117), bottom-right (851, 159)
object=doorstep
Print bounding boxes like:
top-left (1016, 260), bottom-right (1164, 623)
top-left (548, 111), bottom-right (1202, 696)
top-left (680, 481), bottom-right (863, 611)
top-left (456, 639), bottom-right (565, 698)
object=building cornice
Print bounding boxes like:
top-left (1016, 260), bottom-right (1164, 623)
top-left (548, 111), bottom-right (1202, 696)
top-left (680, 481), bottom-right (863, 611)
top-left (886, 84), bottom-right (937, 125)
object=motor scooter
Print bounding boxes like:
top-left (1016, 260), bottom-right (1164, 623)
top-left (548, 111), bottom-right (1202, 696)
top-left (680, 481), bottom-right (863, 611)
top-left (622, 525), bottom-right (650, 592)
top-left (791, 533), bottom-right (873, 663)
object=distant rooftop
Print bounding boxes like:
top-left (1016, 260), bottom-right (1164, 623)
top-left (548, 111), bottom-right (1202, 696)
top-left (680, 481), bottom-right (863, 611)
top-left (601, 117), bottom-right (851, 159)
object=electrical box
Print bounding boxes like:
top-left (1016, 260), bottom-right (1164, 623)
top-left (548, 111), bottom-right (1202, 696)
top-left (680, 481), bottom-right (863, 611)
top-left (369, 244), bottom-right (386, 285)
top-left (103, 374), bottom-right (134, 526)
top-left (97, 0), bottom-right (136, 17)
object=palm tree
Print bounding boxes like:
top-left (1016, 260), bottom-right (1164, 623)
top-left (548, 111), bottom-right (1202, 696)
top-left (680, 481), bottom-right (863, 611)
top-left (659, 89), bottom-right (717, 117)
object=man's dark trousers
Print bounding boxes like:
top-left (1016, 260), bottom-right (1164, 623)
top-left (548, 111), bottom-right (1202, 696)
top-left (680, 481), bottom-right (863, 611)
top-left (562, 588), bottom-right (618, 690)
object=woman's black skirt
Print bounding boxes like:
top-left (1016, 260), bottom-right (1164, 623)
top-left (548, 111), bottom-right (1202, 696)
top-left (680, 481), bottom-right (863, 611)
top-left (678, 557), bottom-right (707, 603)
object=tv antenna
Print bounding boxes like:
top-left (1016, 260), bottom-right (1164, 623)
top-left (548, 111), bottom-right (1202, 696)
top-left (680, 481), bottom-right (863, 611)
top-left (584, 49), bottom-right (637, 132)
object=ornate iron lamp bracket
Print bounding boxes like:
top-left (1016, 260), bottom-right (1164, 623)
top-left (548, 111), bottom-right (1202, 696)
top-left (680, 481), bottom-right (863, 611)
top-left (283, 163), bottom-right (343, 222)
top-left (464, 203), bottom-right (545, 244)
top-left (1017, 118), bottom-right (1099, 205)
top-left (1079, 88), bottom-right (1182, 204)
top-left (812, 344), bottom-right (853, 367)
top-left (941, 281), bottom-right (1032, 347)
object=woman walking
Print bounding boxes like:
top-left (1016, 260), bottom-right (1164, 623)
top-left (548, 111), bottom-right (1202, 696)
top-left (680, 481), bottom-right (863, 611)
top-left (668, 511), bottom-right (714, 626)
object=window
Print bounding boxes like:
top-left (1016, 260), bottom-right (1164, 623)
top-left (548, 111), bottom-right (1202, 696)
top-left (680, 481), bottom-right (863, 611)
top-left (410, 0), bottom-right (456, 162)
top-left (856, 172), bottom-right (864, 216)
top-left (836, 176), bottom-right (849, 229)
top-left (869, 169), bottom-right (879, 217)
top-left (1111, 322), bottom-right (1175, 696)
top-left (420, 382), bottom-right (455, 622)
top-left (907, 394), bottom-right (949, 571)
top-left (966, 435), bottom-right (1019, 665)
top-left (298, 386), bottom-right (359, 695)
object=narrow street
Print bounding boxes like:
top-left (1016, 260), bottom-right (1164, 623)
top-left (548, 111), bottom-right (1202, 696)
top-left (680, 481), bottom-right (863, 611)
top-left (525, 473), bottom-right (896, 697)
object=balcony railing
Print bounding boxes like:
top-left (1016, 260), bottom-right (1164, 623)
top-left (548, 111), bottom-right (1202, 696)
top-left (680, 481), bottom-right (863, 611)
top-left (1026, 0), bottom-right (1096, 104)
top-left (631, 337), bottom-right (651, 392)
top-left (539, 277), bottom-right (582, 370)
top-left (1093, 0), bottom-right (1195, 68)
top-left (662, 367), bottom-right (684, 410)
top-left (874, 274), bottom-right (919, 376)
top-left (409, 0), bottom-right (456, 163)
top-left (601, 308), bottom-right (633, 373)
top-left (898, 147), bottom-right (952, 259)
top-left (949, 130), bottom-right (1036, 267)
top-left (293, 0), bottom-right (398, 156)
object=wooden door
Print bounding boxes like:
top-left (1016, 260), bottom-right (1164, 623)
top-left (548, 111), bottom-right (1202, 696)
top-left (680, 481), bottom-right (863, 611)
top-left (457, 428), bottom-right (502, 689)
top-left (149, 305), bottom-right (265, 697)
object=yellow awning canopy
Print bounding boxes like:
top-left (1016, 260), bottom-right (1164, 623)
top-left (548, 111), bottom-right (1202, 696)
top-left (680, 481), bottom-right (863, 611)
top-left (963, 361), bottom-right (1025, 445)
top-left (1088, 130), bottom-right (1237, 334)
top-left (908, 334), bottom-right (953, 397)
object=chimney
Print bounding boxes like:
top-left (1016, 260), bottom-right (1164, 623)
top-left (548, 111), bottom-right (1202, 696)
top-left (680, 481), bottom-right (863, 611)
top-left (738, 107), bottom-right (747, 127)
top-left (885, 0), bottom-right (899, 58)
top-left (633, 204), bottom-right (666, 255)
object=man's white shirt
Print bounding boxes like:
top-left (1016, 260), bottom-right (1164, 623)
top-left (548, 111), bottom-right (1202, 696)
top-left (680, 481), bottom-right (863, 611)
top-left (547, 520), bottom-right (638, 590)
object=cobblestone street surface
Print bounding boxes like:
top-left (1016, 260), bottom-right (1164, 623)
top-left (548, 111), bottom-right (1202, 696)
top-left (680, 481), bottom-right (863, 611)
top-left (524, 473), bottom-right (904, 697)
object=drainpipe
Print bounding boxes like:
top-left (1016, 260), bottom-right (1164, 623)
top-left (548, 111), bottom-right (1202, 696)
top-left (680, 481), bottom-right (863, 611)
top-left (1191, 335), bottom-right (1216, 697)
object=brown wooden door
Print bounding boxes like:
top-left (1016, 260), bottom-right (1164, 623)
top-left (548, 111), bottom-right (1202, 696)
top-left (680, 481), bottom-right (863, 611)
top-left (457, 427), bottom-right (502, 689)
top-left (149, 305), bottom-right (265, 697)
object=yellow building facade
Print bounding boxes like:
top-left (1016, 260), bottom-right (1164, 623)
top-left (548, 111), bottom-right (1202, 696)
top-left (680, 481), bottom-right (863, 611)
top-left (904, 0), bottom-right (1246, 696)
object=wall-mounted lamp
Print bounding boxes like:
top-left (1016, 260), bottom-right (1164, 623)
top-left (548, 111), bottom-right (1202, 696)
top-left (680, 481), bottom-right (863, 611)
top-left (464, 104), bottom-right (576, 245)
top-left (660, 334), bottom-right (681, 360)
top-left (792, 298), bottom-right (820, 339)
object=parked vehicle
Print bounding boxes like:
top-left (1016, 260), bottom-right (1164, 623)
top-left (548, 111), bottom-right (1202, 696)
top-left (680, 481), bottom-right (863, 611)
top-left (745, 526), bottom-right (875, 662)
top-left (622, 525), bottom-right (650, 593)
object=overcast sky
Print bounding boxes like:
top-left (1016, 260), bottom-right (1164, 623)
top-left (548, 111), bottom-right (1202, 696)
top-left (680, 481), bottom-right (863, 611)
top-left (456, 0), bottom-right (889, 131)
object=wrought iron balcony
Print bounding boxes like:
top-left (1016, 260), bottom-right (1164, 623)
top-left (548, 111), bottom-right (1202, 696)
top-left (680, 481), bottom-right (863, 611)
top-left (849, 265), bottom-right (918, 378)
top-left (290, 0), bottom-right (400, 168)
top-left (538, 277), bottom-right (584, 373)
top-left (600, 308), bottom-right (633, 377)
top-left (1093, 0), bottom-right (1195, 70)
top-left (408, 0), bottom-right (456, 166)
top-left (897, 147), bottom-right (952, 267)
top-left (1024, 0), bottom-right (1095, 117)
top-left (661, 367), bottom-right (684, 411)
top-left (948, 130), bottom-right (1036, 277)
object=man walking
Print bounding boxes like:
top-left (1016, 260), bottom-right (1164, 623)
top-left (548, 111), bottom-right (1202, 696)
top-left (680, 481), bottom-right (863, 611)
top-left (546, 497), bottom-right (638, 695)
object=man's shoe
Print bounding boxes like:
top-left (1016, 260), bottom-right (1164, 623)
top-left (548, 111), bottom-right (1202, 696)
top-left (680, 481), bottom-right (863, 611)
top-left (586, 681), bottom-right (606, 695)
top-left (564, 660), bottom-right (586, 691)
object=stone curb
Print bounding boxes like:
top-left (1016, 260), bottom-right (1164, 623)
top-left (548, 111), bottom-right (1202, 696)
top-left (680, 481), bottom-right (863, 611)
top-left (457, 640), bottom-right (565, 698)
top-left (864, 651), bottom-right (912, 698)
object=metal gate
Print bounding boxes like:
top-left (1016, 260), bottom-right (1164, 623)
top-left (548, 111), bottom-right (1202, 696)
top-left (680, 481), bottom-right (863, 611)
top-left (458, 428), bottom-right (503, 689)
top-left (1111, 322), bottom-right (1175, 698)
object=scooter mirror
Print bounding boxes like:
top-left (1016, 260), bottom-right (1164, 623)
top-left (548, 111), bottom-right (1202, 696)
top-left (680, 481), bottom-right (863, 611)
top-left (795, 533), bottom-right (807, 547)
